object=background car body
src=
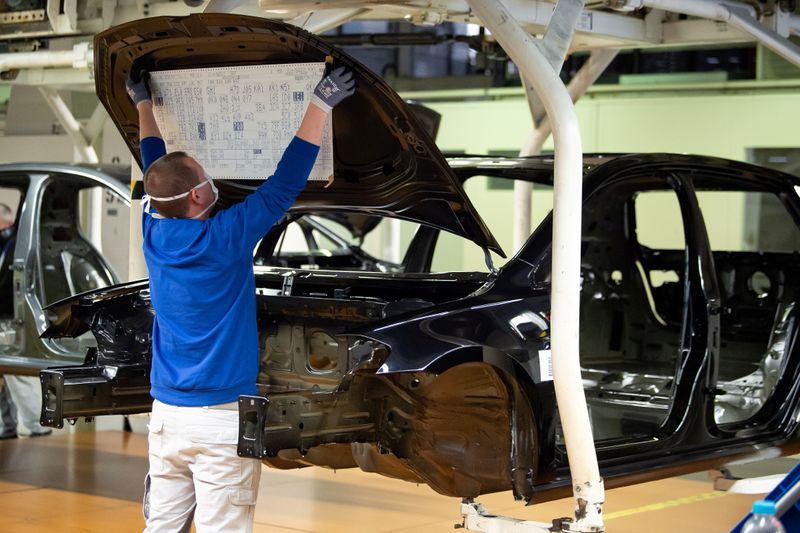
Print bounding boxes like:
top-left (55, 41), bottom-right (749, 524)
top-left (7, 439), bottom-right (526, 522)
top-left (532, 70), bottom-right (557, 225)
top-left (0, 164), bottom-right (129, 375)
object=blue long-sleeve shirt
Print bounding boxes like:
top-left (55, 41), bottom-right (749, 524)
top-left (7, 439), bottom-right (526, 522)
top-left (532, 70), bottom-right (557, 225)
top-left (140, 136), bottom-right (320, 406)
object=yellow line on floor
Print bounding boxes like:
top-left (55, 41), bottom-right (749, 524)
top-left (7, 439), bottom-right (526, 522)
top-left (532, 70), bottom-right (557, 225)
top-left (604, 491), bottom-right (731, 521)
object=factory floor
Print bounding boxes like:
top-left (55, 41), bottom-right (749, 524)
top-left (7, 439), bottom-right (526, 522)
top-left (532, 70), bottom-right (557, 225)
top-left (0, 429), bottom-right (791, 532)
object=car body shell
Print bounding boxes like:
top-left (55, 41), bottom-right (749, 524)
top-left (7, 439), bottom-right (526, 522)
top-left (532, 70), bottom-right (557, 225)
top-left (38, 152), bottom-right (800, 503)
top-left (31, 14), bottom-right (800, 504)
top-left (0, 164), bottom-right (129, 375)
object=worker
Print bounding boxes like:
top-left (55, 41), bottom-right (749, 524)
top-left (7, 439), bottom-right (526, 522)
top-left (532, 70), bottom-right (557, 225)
top-left (126, 63), bottom-right (355, 532)
top-left (0, 380), bottom-right (14, 439)
top-left (0, 201), bottom-right (12, 226)
top-left (0, 206), bottom-right (17, 440)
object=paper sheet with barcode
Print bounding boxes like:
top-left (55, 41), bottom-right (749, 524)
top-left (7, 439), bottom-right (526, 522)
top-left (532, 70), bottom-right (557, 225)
top-left (149, 63), bottom-right (333, 181)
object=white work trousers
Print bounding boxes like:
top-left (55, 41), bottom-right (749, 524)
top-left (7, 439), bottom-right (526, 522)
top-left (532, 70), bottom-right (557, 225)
top-left (143, 399), bottom-right (262, 533)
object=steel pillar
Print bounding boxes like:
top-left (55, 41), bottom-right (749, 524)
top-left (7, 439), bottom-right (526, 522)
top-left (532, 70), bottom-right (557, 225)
top-left (521, 47), bottom-right (619, 158)
top-left (38, 87), bottom-right (98, 164)
top-left (128, 162), bottom-right (148, 281)
top-left (513, 0), bottom-right (585, 252)
top-left (0, 42), bottom-right (91, 72)
top-left (84, 103), bottom-right (109, 143)
top-left (514, 48), bottom-right (617, 252)
top-left (38, 89), bottom-right (108, 250)
top-left (467, 0), bottom-right (604, 531)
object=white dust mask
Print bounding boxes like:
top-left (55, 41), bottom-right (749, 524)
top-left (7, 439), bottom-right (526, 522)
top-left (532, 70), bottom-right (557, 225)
top-left (143, 173), bottom-right (219, 220)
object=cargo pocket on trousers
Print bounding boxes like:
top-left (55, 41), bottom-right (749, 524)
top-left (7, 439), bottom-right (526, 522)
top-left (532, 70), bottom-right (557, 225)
top-left (229, 487), bottom-right (257, 507)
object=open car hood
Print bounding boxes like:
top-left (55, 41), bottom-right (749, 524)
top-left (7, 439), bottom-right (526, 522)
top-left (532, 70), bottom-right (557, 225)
top-left (95, 14), bottom-right (502, 256)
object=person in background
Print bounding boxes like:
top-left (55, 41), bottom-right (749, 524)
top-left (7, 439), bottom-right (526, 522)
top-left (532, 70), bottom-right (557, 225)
top-left (0, 378), bottom-right (18, 439)
top-left (126, 64), bottom-right (355, 532)
top-left (0, 376), bottom-right (52, 439)
top-left (0, 202), bottom-right (52, 439)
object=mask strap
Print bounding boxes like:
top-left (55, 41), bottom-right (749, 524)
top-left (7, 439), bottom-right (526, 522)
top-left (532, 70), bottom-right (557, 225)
top-left (143, 175), bottom-right (215, 220)
top-left (146, 179), bottom-right (210, 203)
top-left (141, 194), bottom-right (166, 219)
top-left (190, 200), bottom-right (215, 220)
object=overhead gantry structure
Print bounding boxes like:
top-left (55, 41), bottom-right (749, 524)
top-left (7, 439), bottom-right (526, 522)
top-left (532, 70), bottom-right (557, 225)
top-left (2, 1), bottom-right (799, 169)
top-left (2, 1), bottom-right (800, 532)
top-left (3, 1), bottom-right (800, 88)
top-left (2, 1), bottom-right (800, 230)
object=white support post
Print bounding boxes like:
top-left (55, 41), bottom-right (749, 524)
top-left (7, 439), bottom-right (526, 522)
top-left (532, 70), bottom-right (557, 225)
top-left (0, 42), bottom-right (92, 72)
top-left (790, 15), bottom-right (800, 37)
top-left (46, 0), bottom-right (78, 34)
top-left (514, 47), bottom-right (619, 253)
top-left (513, 0), bottom-right (584, 254)
top-left (38, 87), bottom-right (98, 164)
top-left (381, 217), bottom-right (402, 264)
top-left (39, 87), bottom-right (105, 250)
top-left (512, 181), bottom-right (533, 254)
top-left (101, 0), bottom-right (116, 29)
top-left (89, 188), bottom-right (105, 253)
top-left (84, 103), bottom-right (110, 146)
top-left (513, 72), bottom-right (543, 252)
top-left (539, 0), bottom-right (585, 72)
top-left (467, 1), bottom-right (604, 532)
top-left (129, 161), bottom-right (148, 281)
top-left (521, 48), bottom-right (620, 157)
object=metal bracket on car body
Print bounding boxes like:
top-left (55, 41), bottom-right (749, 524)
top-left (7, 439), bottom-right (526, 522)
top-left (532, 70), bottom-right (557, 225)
top-left (238, 394), bottom-right (270, 458)
top-left (237, 388), bottom-right (377, 459)
top-left (281, 271), bottom-right (295, 296)
top-left (39, 363), bottom-right (152, 428)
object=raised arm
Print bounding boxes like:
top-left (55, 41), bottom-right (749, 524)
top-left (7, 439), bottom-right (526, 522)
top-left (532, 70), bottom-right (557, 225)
top-left (216, 65), bottom-right (356, 253)
top-left (126, 71), bottom-right (166, 170)
top-left (297, 66), bottom-right (355, 147)
top-left (137, 101), bottom-right (161, 142)
top-left (295, 104), bottom-right (328, 147)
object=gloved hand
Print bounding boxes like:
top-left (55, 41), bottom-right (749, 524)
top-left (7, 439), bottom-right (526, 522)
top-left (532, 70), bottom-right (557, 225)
top-left (126, 70), bottom-right (151, 106)
top-left (311, 66), bottom-right (355, 113)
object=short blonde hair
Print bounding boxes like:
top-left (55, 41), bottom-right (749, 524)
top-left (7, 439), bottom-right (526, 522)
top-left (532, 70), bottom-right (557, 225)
top-left (143, 152), bottom-right (201, 218)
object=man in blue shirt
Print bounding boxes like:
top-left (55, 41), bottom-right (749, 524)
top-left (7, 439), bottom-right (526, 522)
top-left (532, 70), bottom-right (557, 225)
top-left (126, 64), bottom-right (354, 532)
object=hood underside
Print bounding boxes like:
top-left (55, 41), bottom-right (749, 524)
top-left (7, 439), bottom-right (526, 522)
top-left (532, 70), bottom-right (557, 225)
top-left (94, 14), bottom-right (502, 255)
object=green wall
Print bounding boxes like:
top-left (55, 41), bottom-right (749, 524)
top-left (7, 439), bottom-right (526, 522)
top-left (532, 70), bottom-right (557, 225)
top-left (394, 81), bottom-right (800, 271)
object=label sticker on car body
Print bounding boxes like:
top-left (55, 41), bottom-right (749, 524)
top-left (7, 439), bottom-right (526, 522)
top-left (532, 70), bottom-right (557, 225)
top-left (539, 349), bottom-right (553, 381)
